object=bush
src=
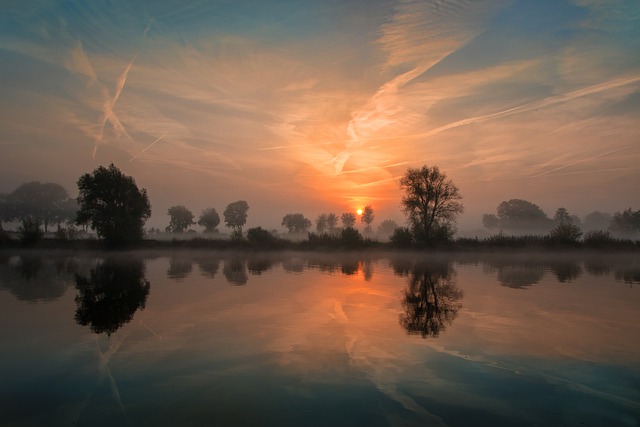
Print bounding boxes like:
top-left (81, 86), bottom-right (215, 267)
top-left (548, 223), bottom-right (582, 244)
top-left (339, 227), bottom-right (364, 248)
top-left (390, 227), bottom-right (413, 247)
top-left (19, 217), bottom-right (44, 245)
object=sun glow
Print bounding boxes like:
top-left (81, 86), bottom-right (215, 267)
top-left (356, 208), bottom-right (363, 216)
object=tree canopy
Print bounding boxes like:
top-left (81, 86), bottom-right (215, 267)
top-left (167, 205), bottom-right (194, 233)
top-left (76, 164), bottom-right (151, 245)
top-left (361, 205), bottom-right (374, 231)
top-left (198, 208), bottom-right (220, 233)
top-left (282, 213), bottom-right (312, 234)
top-left (4, 181), bottom-right (73, 232)
top-left (400, 165), bottom-right (463, 243)
top-left (223, 200), bottom-right (249, 237)
top-left (341, 212), bottom-right (356, 228)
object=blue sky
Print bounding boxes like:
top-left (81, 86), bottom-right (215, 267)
top-left (1, 0), bottom-right (639, 231)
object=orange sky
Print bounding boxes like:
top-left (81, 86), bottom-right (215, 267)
top-left (1, 1), bottom-right (639, 232)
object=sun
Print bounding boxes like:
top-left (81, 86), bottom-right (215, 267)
top-left (356, 208), bottom-right (363, 216)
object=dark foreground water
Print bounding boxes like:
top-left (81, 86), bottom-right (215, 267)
top-left (0, 250), bottom-right (639, 427)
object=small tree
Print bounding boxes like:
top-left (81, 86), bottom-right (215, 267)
top-left (327, 213), bottom-right (339, 234)
top-left (400, 165), bottom-right (463, 243)
top-left (549, 222), bottom-right (583, 243)
top-left (315, 213), bottom-right (328, 234)
top-left (282, 213), bottom-right (312, 234)
top-left (76, 164), bottom-right (151, 246)
top-left (167, 205), bottom-right (195, 233)
top-left (554, 208), bottom-right (571, 224)
top-left (361, 205), bottom-right (374, 232)
top-left (341, 212), bottom-right (356, 228)
top-left (377, 219), bottom-right (399, 240)
top-left (198, 208), bottom-right (220, 233)
top-left (224, 200), bottom-right (249, 239)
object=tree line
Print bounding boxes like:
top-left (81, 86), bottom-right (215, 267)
top-left (1, 163), bottom-right (638, 247)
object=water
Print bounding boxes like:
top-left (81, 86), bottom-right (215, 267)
top-left (0, 250), bottom-right (639, 427)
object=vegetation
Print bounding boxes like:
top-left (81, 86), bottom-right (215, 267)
top-left (167, 205), bottom-right (195, 233)
top-left (281, 213), bottom-right (312, 234)
top-left (197, 208), bottom-right (220, 233)
top-left (360, 205), bottom-right (374, 233)
top-left (76, 164), bottom-right (151, 246)
top-left (223, 200), bottom-right (249, 239)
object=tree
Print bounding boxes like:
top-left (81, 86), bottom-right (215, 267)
top-left (0, 193), bottom-right (9, 232)
top-left (341, 212), bottom-right (356, 228)
top-left (554, 207), bottom-right (571, 224)
top-left (400, 165), bottom-right (463, 243)
top-left (583, 211), bottom-right (612, 232)
top-left (495, 199), bottom-right (549, 231)
top-left (6, 181), bottom-right (72, 232)
top-left (76, 164), bottom-right (151, 245)
top-left (281, 213), bottom-right (312, 234)
top-left (361, 205), bottom-right (374, 232)
top-left (549, 222), bottom-right (583, 243)
top-left (316, 213), bottom-right (328, 234)
top-left (482, 213), bottom-right (501, 230)
top-left (166, 205), bottom-right (195, 233)
top-left (377, 219), bottom-right (399, 240)
top-left (326, 213), bottom-right (338, 234)
top-left (198, 208), bottom-right (220, 233)
top-left (223, 200), bottom-right (249, 238)
top-left (609, 208), bottom-right (640, 238)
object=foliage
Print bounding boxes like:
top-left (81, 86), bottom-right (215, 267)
top-left (340, 227), bottom-right (364, 248)
top-left (197, 208), bottom-right (221, 233)
top-left (390, 227), bottom-right (414, 247)
top-left (5, 181), bottom-right (74, 232)
top-left (548, 222), bottom-right (583, 244)
top-left (609, 208), bottom-right (640, 238)
top-left (482, 213), bottom-right (500, 230)
top-left (315, 213), bottom-right (328, 233)
top-left (583, 230), bottom-right (614, 247)
top-left (494, 199), bottom-right (550, 232)
top-left (223, 200), bottom-right (249, 235)
top-left (18, 217), bottom-right (44, 244)
top-left (400, 165), bottom-right (463, 243)
top-left (167, 205), bottom-right (195, 233)
top-left (326, 213), bottom-right (338, 234)
top-left (341, 212), bottom-right (356, 228)
top-left (377, 219), bottom-right (399, 241)
top-left (361, 205), bottom-right (374, 230)
top-left (583, 211), bottom-right (612, 231)
top-left (553, 207), bottom-right (571, 224)
top-left (76, 164), bottom-right (151, 246)
top-left (282, 213), bottom-right (312, 233)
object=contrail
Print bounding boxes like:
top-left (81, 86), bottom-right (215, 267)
top-left (130, 133), bottom-right (166, 162)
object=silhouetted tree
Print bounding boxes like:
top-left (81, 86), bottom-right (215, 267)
top-left (400, 165), bottom-right (463, 243)
top-left (315, 214), bottom-right (328, 234)
top-left (0, 193), bottom-right (9, 231)
top-left (6, 181), bottom-right (72, 232)
top-left (549, 222), bottom-right (583, 243)
top-left (583, 211), bottom-right (612, 232)
top-left (327, 213), bottom-right (339, 234)
top-left (609, 208), bottom-right (640, 238)
top-left (223, 200), bottom-right (249, 239)
top-left (554, 207), bottom-right (571, 224)
top-left (198, 208), bottom-right (220, 233)
top-left (282, 213), bottom-right (312, 234)
top-left (482, 213), bottom-right (501, 230)
top-left (398, 261), bottom-right (463, 338)
top-left (167, 205), bottom-right (195, 233)
top-left (74, 257), bottom-right (150, 335)
top-left (341, 212), bottom-right (356, 228)
top-left (247, 226), bottom-right (278, 245)
top-left (361, 205), bottom-right (374, 233)
top-left (18, 217), bottom-right (44, 244)
top-left (492, 199), bottom-right (550, 232)
top-left (76, 164), bottom-right (151, 245)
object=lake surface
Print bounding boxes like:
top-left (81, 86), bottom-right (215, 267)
top-left (1, 250), bottom-right (639, 427)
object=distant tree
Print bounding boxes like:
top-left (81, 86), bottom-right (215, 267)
top-left (223, 200), bottom-right (249, 239)
top-left (493, 199), bottom-right (550, 232)
top-left (6, 181), bottom-right (72, 232)
top-left (583, 211), bottom-right (612, 232)
top-left (482, 213), bottom-right (501, 230)
top-left (315, 213), bottom-right (328, 234)
top-left (400, 165), bottom-right (463, 243)
top-left (377, 219), bottom-right (399, 240)
top-left (390, 227), bottom-right (414, 247)
top-left (553, 207), bottom-right (571, 224)
top-left (609, 208), bottom-right (640, 237)
top-left (281, 213), bottom-right (312, 234)
top-left (341, 212), bottom-right (356, 228)
top-left (76, 164), bottom-right (151, 245)
top-left (326, 213), bottom-right (339, 234)
top-left (56, 198), bottom-right (79, 231)
top-left (198, 208), bottom-right (220, 233)
top-left (166, 205), bottom-right (195, 233)
top-left (18, 217), bottom-right (44, 244)
top-left (548, 222), bottom-right (583, 243)
top-left (361, 205), bottom-right (374, 232)
top-left (0, 193), bottom-right (10, 232)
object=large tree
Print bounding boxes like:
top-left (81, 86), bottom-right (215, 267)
top-left (166, 205), bottom-right (194, 233)
top-left (400, 165), bottom-right (463, 242)
top-left (198, 208), bottom-right (220, 233)
top-left (495, 199), bottom-right (549, 231)
top-left (6, 181), bottom-right (72, 232)
top-left (281, 213), bottom-right (312, 234)
top-left (76, 164), bottom-right (151, 245)
top-left (223, 200), bottom-right (249, 238)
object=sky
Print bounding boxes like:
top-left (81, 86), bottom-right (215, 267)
top-left (1, 0), bottom-right (639, 232)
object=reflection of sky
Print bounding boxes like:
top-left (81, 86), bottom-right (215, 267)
top-left (1, 1), bottom-right (639, 229)
top-left (0, 253), bottom-right (639, 426)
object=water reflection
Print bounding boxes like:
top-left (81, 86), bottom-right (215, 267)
top-left (247, 257), bottom-right (274, 275)
top-left (395, 260), bottom-right (464, 338)
top-left (547, 260), bottom-right (582, 283)
top-left (484, 257), bottom-right (583, 288)
top-left (0, 254), bottom-right (78, 301)
top-left (223, 257), bottom-right (248, 285)
top-left (74, 257), bottom-right (150, 335)
top-left (196, 256), bottom-right (220, 278)
top-left (167, 256), bottom-right (193, 280)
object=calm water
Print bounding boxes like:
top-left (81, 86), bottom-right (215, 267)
top-left (0, 250), bottom-right (639, 427)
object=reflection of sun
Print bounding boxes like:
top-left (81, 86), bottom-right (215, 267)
top-left (356, 209), bottom-right (363, 216)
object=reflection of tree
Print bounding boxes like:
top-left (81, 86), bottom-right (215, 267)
top-left (167, 257), bottom-right (193, 280)
top-left (341, 260), bottom-right (359, 275)
top-left (584, 257), bottom-right (613, 276)
top-left (398, 261), bottom-right (463, 338)
top-left (75, 258), bottom-right (150, 335)
top-left (223, 258), bottom-right (248, 285)
top-left (615, 262), bottom-right (640, 286)
top-left (0, 255), bottom-right (75, 302)
top-left (497, 265), bottom-right (544, 289)
top-left (197, 257), bottom-right (220, 278)
top-left (548, 261), bottom-right (582, 283)
top-left (247, 257), bottom-right (274, 275)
